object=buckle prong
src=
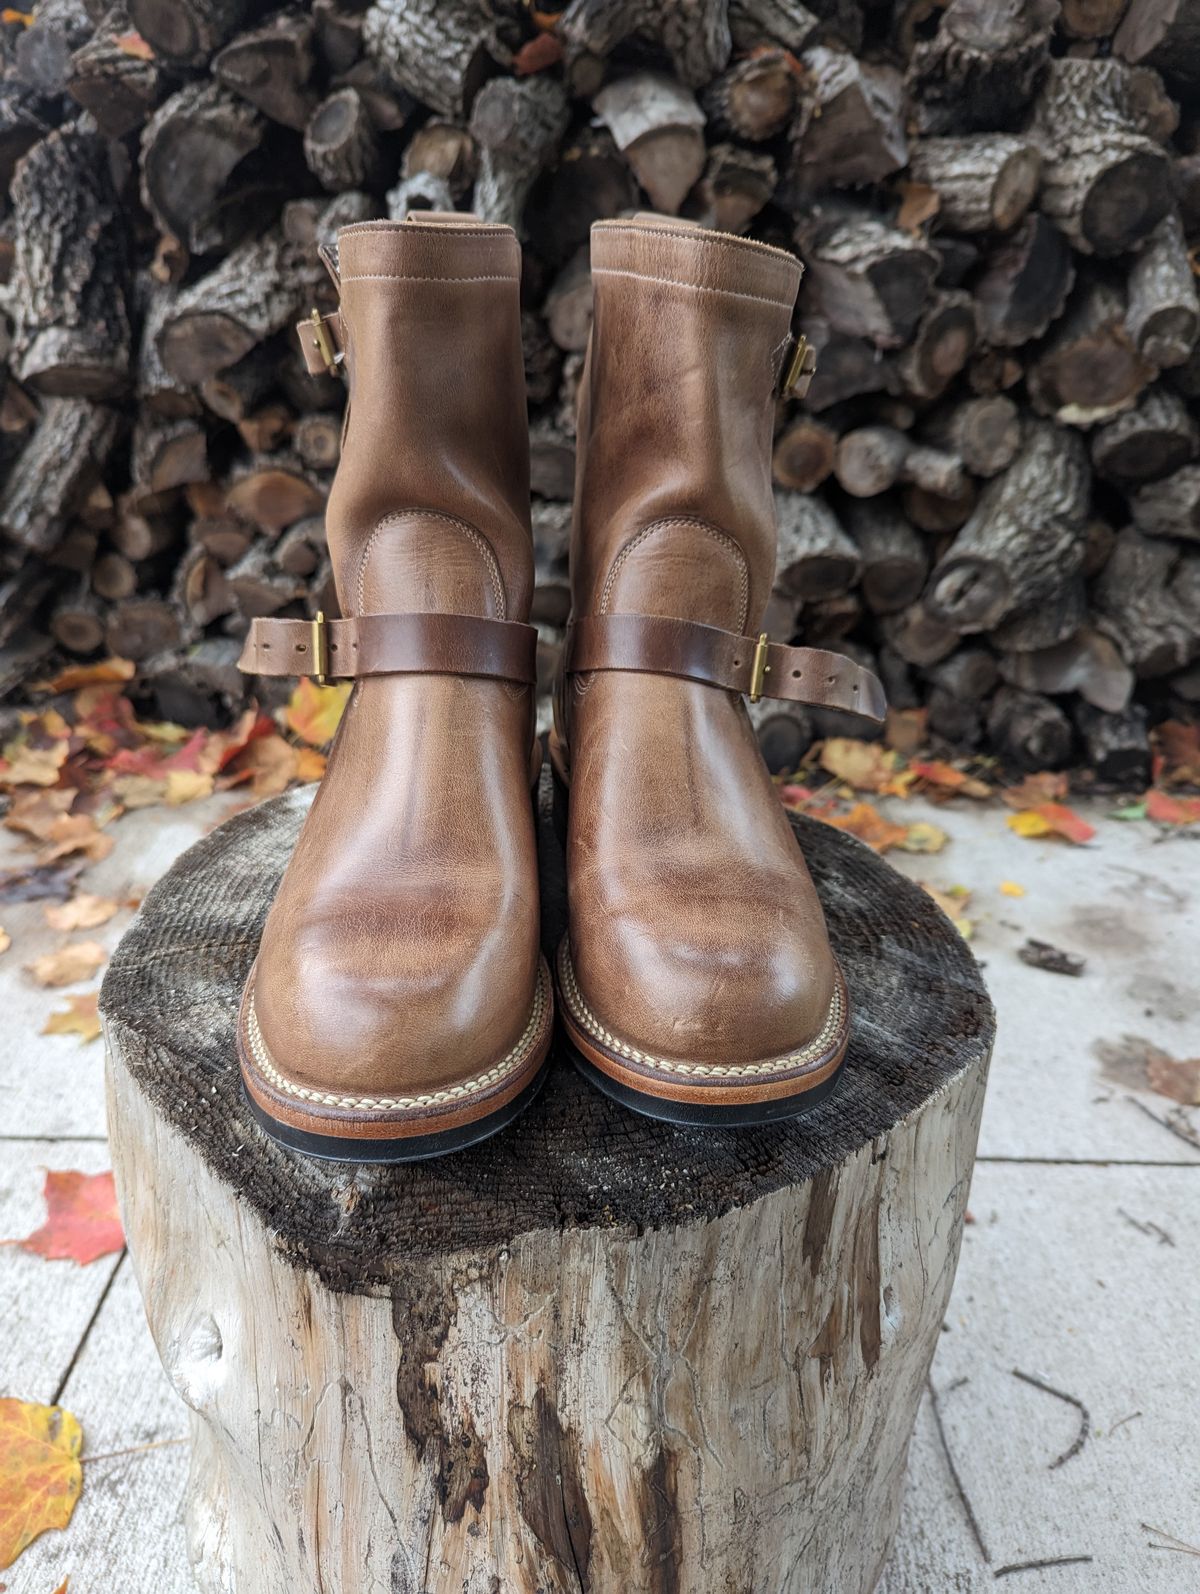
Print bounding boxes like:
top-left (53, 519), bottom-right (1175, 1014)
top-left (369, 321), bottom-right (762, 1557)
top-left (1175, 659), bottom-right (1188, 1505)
top-left (312, 610), bottom-right (329, 685)
top-left (749, 632), bottom-right (770, 702)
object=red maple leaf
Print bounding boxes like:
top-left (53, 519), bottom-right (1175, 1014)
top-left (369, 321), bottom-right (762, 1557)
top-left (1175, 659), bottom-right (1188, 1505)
top-left (15, 1171), bottom-right (124, 1265)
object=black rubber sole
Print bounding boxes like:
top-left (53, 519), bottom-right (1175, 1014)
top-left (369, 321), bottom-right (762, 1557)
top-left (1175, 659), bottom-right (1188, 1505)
top-left (565, 1037), bottom-right (846, 1128)
top-left (241, 1061), bottom-right (549, 1164)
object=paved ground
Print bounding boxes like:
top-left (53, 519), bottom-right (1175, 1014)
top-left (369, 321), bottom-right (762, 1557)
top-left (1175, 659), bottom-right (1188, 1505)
top-left (2, 789), bottom-right (1198, 1593)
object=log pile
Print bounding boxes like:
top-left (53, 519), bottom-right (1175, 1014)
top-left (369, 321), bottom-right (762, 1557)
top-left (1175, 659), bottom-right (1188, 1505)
top-left (3, 0), bottom-right (1200, 778)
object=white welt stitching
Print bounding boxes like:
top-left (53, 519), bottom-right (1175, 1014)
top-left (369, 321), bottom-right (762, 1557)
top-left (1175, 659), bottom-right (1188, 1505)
top-left (246, 960), bottom-right (550, 1110)
top-left (557, 939), bottom-right (845, 1079)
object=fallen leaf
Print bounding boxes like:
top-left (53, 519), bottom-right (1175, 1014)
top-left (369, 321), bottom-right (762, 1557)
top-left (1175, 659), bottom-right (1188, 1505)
top-left (920, 882), bottom-right (973, 939)
top-left (0, 741), bottom-right (68, 789)
top-left (0, 7), bottom-right (34, 23)
top-left (999, 880), bottom-right (1026, 897)
top-left (14, 1170), bottom-right (123, 1265)
top-left (41, 994), bottom-right (101, 1045)
top-left (1152, 719), bottom-right (1200, 786)
top-left (108, 773), bottom-right (168, 809)
top-left (514, 29), bottom-right (563, 72)
top-left (200, 708), bottom-right (274, 774)
top-left (231, 733), bottom-right (298, 798)
top-left (1146, 1050), bottom-right (1200, 1107)
top-left (3, 789), bottom-right (76, 841)
top-left (0, 1399), bottom-right (83, 1568)
top-left (32, 656), bottom-right (134, 693)
top-left (818, 737), bottom-right (898, 792)
top-left (0, 928), bottom-right (9, 954)
top-left (901, 820), bottom-right (948, 854)
top-left (114, 27), bottom-right (152, 56)
top-left (1145, 788), bottom-right (1200, 825)
top-left (34, 814), bottom-right (115, 867)
top-left (1001, 771), bottom-right (1069, 809)
top-left (43, 895), bottom-right (118, 932)
top-left (1110, 801), bottom-right (1147, 822)
top-left (136, 717), bottom-right (191, 746)
top-left (165, 769), bottom-right (215, 806)
top-left (823, 802), bottom-right (909, 852)
top-left (909, 760), bottom-right (991, 799)
top-left (1018, 938), bottom-right (1085, 977)
top-left (0, 861), bottom-right (85, 905)
top-left (284, 678), bottom-right (350, 746)
top-left (25, 941), bottom-right (107, 989)
top-left (896, 178), bottom-right (941, 233)
top-left (294, 746), bottom-right (327, 783)
top-left (1007, 803), bottom-right (1096, 845)
top-left (52, 1579), bottom-right (69, 1593)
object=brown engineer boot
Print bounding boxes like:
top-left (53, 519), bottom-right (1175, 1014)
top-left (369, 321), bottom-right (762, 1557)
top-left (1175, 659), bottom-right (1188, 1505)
top-left (553, 218), bottom-right (885, 1126)
top-left (236, 216), bottom-right (552, 1161)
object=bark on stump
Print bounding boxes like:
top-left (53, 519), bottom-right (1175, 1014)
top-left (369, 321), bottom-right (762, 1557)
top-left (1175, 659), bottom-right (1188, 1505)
top-left (101, 773), bottom-right (994, 1594)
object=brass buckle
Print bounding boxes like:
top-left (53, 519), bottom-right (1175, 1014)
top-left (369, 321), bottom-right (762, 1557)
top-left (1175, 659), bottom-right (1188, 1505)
top-left (311, 610), bottom-right (329, 685)
top-left (309, 307), bottom-right (339, 376)
top-left (782, 334), bottom-right (817, 399)
top-left (749, 632), bottom-right (770, 702)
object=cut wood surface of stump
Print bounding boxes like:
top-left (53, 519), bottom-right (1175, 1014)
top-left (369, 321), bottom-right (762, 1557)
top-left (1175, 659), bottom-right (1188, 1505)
top-left (102, 772), bottom-right (995, 1594)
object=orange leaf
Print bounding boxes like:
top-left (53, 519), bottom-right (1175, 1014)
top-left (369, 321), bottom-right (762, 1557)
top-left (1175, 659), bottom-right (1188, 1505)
top-left (25, 941), bottom-right (107, 988)
top-left (32, 657), bottom-right (134, 693)
top-left (1152, 719), bottom-right (1200, 785)
top-left (4, 789), bottom-right (76, 841)
top-left (823, 801), bottom-right (909, 853)
top-left (514, 29), bottom-right (563, 72)
top-left (0, 7), bottom-right (34, 23)
top-left (0, 1399), bottom-right (83, 1568)
top-left (231, 733), bottom-right (298, 798)
top-left (1145, 788), bottom-right (1200, 825)
top-left (294, 746), bottom-right (327, 783)
top-left (283, 678), bottom-right (350, 747)
top-left (1001, 771), bottom-right (1069, 809)
top-left (34, 815), bottom-right (115, 867)
top-left (1033, 801), bottom-right (1096, 844)
top-left (41, 993), bottom-right (101, 1045)
top-left (43, 895), bottom-right (119, 932)
top-left (909, 760), bottom-right (991, 799)
top-left (15, 1170), bottom-right (123, 1265)
top-left (114, 27), bottom-right (153, 56)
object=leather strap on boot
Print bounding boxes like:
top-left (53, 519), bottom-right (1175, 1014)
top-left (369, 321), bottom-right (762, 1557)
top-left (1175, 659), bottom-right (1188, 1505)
top-left (565, 614), bottom-right (886, 720)
top-left (239, 612), bottom-right (538, 685)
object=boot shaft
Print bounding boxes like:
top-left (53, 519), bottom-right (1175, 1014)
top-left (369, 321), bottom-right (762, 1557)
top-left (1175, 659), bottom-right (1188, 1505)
top-left (572, 219), bottom-right (802, 631)
top-left (327, 219), bottom-right (533, 622)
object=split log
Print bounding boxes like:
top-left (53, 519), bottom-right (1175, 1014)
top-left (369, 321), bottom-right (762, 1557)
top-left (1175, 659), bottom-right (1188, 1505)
top-left (1115, 0), bottom-right (1200, 88)
top-left (557, 0), bottom-right (732, 90)
top-left (1028, 279), bottom-right (1155, 429)
top-left (785, 47), bottom-right (907, 194)
top-left (50, 585), bottom-right (107, 654)
top-left (530, 501), bottom-right (571, 627)
top-left (1074, 701), bottom-right (1151, 786)
top-left (305, 88), bottom-right (381, 192)
top-left (402, 119), bottom-right (477, 201)
top-left (926, 421), bottom-right (1090, 634)
top-left (728, 0), bottom-right (820, 51)
top-left (136, 280), bottom-right (200, 421)
top-left (773, 416), bottom-right (837, 493)
top-left (173, 544), bottom-right (236, 630)
top-left (1090, 385), bottom-right (1197, 484)
top-left (0, 399), bottom-right (120, 556)
top-left (102, 779), bottom-right (992, 1594)
top-left (66, 4), bottom-right (164, 137)
top-left (845, 501), bottom-right (928, 615)
top-left (923, 395), bottom-right (1021, 478)
top-left (774, 492), bottom-right (862, 599)
top-left (987, 684), bottom-right (1075, 770)
top-left (214, 10), bottom-right (317, 132)
top-left (1061, 0), bottom-right (1131, 39)
top-left (312, 0), bottom-right (362, 74)
top-left (544, 249), bottom-right (593, 355)
top-left (746, 696), bottom-right (815, 773)
top-left (226, 457), bottom-right (325, 536)
top-left (198, 346), bottom-right (277, 424)
top-left (293, 412), bottom-right (341, 473)
top-left (0, 81), bottom-right (53, 192)
top-left (105, 595), bottom-right (182, 660)
top-left (1125, 212), bottom-right (1200, 370)
top-left (470, 75), bottom-right (571, 235)
top-left (223, 544), bottom-right (305, 616)
top-left (13, 0), bottom-right (91, 96)
top-left (526, 127), bottom-right (637, 270)
top-left (902, 477), bottom-right (978, 534)
top-left (92, 551), bottom-right (139, 601)
top-left (800, 319), bottom-right (891, 410)
top-left (802, 591), bottom-right (864, 643)
top-left (972, 213), bottom-right (1075, 349)
top-left (1030, 58), bottom-right (1174, 256)
top-left (385, 173), bottom-right (455, 220)
top-left (274, 515), bottom-right (327, 577)
top-left (362, 0), bottom-right (495, 119)
top-left (128, 0), bottom-right (245, 61)
top-left (893, 291), bottom-right (976, 402)
top-left (110, 494), bottom-right (177, 561)
top-left (999, 626), bottom-right (1134, 712)
top-left (593, 73), bottom-right (706, 215)
top-left (989, 578), bottom-right (1088, 652)
top-left (801, 212), bottom-right (939, 349)
top-left (132, 417), bottom-right (208, 494)
top-left (1092, 526), bottom-right (1200, 675)
top-left (691, 143), bottom-right (777, 233)
top-left (529, 417), bottom-right (576, 503)
top-left (926, 645), bottom-right (999, 703)
top-left (879, 601), bottom-right (961, 666)
top-left (6, 121), bottom-right (131, 399)
top-left (700, 47), bottom-right (798, 142)
top-left (139, 82), bottom-right (265, 255)
top-left (905, 0), bottom-right (1057, 135)
top-left (908, 135), bottom-right (1042, 232)
top-left (835, 427), bottom-right (966, 500)
top-left (1129, 462), bottom-right (1200, 540)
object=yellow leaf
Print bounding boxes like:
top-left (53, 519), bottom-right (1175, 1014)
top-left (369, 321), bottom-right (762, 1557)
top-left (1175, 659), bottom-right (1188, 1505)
top-left (108, 774), bottom-right (168, 809)
top-left (921, 882), bottom-right (974, 940)
top-left (32, 656), bottom-right (134, 693)
top-left (294, 746), bottom-right (327, 783)
top-left (0, 1399), bottom-right (83, 1568)
top-left (41, 993), bottom-right (102, 1044)
top-left (823, 802), bottom-right (909, 852)
top-left (135, 718), bottom-right (191, 745)
top-left (284, 678), bottom-right (350, 746)
top-left (1007, 810), bottom-right (1052, 838)
top-left (0, 8), bottom-right (34, 24)
top-left (0, 927), bottom-right (10, 954)
top-left (901, 820), bottom-right (948, 854)
top-left (999, 880), bottom-right (1026, 898)
top-left (165, 769), bottom-right (215, 806)
top-left (818, 738), bottom-right (898, 792)
top-left (0, 740), bottom-right (68, 789)
top-left (44, 895), bottom-right (119, 932)
top-left (25, 941), bottom-right (107, 989)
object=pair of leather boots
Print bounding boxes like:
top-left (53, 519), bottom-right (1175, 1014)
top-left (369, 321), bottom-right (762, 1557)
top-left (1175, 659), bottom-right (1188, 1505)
top-left (237, 213), bottom-right (885, 1162)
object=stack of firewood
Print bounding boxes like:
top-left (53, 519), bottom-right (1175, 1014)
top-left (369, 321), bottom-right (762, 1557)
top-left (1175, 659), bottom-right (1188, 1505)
top-left (2, 0), bottom-right (1200, 780)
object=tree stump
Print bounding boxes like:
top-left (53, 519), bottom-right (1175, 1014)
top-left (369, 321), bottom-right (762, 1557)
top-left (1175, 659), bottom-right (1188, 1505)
top-left (101, 771), bottom-right (994, 1594)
